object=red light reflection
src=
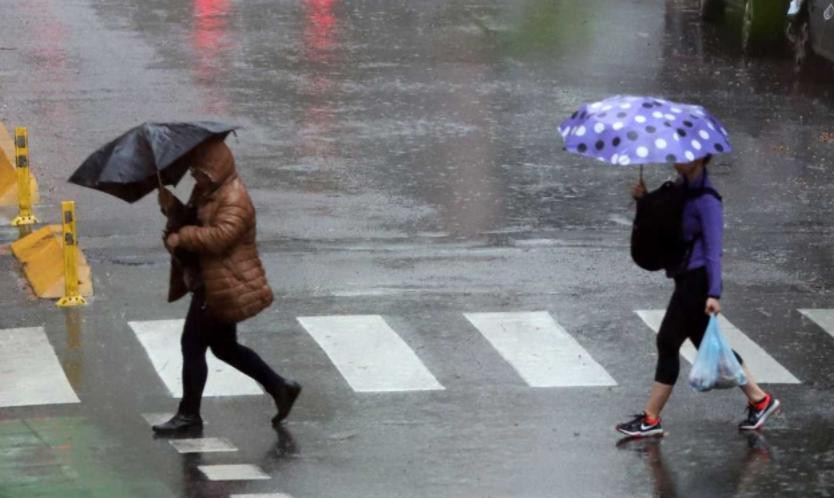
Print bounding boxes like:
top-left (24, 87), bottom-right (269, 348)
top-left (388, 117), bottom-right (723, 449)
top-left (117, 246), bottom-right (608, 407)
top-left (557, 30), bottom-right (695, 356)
top-left (20, 0), bottom-right (72, 127)
top-left (300, 0), bottom-right (341, 162)
top-left (192, 0), bottom-right (232, 113)
top-left (304, 0), bottom-right (337, 63)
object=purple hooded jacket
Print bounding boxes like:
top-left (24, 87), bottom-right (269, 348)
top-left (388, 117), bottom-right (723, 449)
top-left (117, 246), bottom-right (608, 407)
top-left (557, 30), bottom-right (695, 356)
top-left (681, 172), bottom-right (722, 298)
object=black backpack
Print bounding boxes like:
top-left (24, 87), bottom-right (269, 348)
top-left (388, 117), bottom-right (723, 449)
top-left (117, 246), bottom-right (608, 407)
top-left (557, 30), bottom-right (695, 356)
top-left (630, 181), bottom-right (721, 273)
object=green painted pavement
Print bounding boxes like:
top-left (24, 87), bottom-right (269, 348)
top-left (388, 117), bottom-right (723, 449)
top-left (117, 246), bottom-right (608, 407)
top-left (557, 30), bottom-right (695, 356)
top-left (0, 417), bottom-right (175, 498)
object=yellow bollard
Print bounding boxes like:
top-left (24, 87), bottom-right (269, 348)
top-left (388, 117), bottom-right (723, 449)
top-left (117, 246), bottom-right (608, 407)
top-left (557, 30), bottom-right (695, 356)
top-left (11, 127), bottom-right (38, 226)
top-left (57, 201), bottom-right (87, 307)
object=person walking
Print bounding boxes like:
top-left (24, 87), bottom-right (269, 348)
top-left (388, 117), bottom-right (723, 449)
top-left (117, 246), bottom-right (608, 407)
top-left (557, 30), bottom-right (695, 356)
top-left (616, 156), bottom-right (780, 438)
top-left (152, 138), bottom-right (301, 434)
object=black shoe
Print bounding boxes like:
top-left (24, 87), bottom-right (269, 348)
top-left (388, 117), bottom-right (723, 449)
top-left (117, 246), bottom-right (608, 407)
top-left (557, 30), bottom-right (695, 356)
top-left (152, 413), bottom-right (203, 434)
top-left (739, 394), bottom-right (780, 431)
top-left (271, 381), bottom-right (302, 426)
top-left (616, 412), bottom-right (664, 438)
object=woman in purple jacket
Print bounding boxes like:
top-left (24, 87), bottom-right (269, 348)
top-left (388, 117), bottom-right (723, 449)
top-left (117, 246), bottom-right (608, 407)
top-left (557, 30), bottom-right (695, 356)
top-left (616, 156), bottom-right (781, 438)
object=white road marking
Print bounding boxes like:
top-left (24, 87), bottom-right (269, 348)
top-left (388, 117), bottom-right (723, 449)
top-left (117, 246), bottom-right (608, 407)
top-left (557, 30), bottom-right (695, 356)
top-left (198, 464), bottom-right (270, 481)
top-left (635, 310), bottom-right (800, 384)
top-left (128, 320), bottom-right (263, 397)
top-left (169, 437), bottom-right (237, 453)
top-left (297, 315), bottom-right (444, 392)
top-left (799, 309), bottom-right (834, 340)
top-left (464, 312), bottom-right (617, 387)
top-left (0, 327), bottom-right (80, 407)
top-left (231, 494), bottom-right (294, 498)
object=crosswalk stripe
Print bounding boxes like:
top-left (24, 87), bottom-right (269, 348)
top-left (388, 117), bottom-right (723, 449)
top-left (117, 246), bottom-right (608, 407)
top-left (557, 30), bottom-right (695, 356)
top-left (464, 312), bottom-right (617, 387)
top-left (169, 437), bottom-right (237, 453)
top-left (231, 494), bottom-right (294, 498)
top-left (0, 327), bottom-right (80, 407)
top-left (128, 320), bottom-right (263, 397)
top-left (635, 310), bottom-right (800, 384)
top-left (297, 315), bottom-right (444, 392)
top-left (798, 309), bottom-right (834, 340)
top-left (198, 464), bottom-right (270, 481)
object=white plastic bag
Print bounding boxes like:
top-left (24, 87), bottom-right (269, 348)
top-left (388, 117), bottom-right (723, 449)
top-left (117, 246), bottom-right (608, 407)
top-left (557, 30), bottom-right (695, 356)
top-left (688, 315), bottom-right (747, 392)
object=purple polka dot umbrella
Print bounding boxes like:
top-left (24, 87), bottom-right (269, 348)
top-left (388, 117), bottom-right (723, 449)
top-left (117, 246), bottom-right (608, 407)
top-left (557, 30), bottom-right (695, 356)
top-left (559, 95), bottom-right (732, 167)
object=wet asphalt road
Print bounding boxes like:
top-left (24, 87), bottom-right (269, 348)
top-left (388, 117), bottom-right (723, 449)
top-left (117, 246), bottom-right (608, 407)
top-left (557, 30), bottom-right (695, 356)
top-left (3, 0), bottom-right (834, 496)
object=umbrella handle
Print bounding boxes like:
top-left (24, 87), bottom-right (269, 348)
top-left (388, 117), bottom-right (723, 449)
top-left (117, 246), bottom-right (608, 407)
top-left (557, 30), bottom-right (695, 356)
top-left (156, 171), bottom-right (173, 217)
top-left (639, 165), bottom-right (643, 183)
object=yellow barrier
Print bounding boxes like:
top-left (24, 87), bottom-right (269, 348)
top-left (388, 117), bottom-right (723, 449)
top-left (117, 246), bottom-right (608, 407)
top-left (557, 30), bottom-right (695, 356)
top-left (57, 201), bottom-right (87, 307)
top-left (11, 128), bottom-right (38, 226)
top-left (0, 123), bottom-right (38, 207)
top-left (11, 223), bottom-right (93, 300)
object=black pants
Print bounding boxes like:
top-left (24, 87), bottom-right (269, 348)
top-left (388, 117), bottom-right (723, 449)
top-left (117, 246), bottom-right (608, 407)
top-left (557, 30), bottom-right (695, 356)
top-left (655, 267), bottom-right (743, 385)
top-left (179, 293), bottom-right (286, 415)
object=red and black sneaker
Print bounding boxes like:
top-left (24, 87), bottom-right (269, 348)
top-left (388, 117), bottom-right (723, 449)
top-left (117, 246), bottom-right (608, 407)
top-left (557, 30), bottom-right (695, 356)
top-left (739, 393), bottom-right (781, 431)
top-left (616, 412), bottom-right (664, 438)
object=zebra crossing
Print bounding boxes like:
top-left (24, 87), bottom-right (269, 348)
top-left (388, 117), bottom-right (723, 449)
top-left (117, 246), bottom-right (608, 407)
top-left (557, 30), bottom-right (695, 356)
top-left (297, 315), bottom-right (444, 392)
top-left (0, 327), bottom-right (80, 407)
top-left (4, 308), bottom-right (834, 408)
top-left (798, 309), bottom-right (834, 340)
top-left (464, 311), bottom-right (617, 387)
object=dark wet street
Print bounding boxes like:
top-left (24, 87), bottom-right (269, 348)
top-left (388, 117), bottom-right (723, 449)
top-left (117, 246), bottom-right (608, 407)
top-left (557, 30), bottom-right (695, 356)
top-left (2, 0), bottom-right (834, 496)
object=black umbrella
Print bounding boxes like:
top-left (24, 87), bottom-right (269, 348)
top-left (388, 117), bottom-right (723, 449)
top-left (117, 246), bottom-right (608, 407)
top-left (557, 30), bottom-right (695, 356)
top-left (68, 121), bottom-right (239, 203)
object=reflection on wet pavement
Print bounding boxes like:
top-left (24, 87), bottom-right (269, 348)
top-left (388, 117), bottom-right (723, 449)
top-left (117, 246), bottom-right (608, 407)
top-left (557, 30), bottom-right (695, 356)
top-left (3, 0), bottom-right (834, 496)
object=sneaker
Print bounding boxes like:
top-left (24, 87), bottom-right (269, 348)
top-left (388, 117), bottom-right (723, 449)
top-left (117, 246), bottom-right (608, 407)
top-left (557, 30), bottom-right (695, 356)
top-left (739, 394), bottom-right (781, 431)
top-left (616, 412), bottom-right (664, 438)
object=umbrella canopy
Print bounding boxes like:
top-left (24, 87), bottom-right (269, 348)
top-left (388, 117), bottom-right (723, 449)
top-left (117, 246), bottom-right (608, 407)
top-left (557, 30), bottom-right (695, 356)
top-left (558, 95), bottom-right (732, 166)
top-left (69, 121), bottom-right (239, 203)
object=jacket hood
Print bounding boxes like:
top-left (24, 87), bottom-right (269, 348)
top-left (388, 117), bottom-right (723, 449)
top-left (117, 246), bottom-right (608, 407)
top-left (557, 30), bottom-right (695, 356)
top-left (191, 139), bottom-right (236, 188)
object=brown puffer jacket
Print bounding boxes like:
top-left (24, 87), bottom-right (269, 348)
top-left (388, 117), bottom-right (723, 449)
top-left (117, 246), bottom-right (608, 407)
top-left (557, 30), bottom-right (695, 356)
top-left (171, 139), bottom-right (274, 324)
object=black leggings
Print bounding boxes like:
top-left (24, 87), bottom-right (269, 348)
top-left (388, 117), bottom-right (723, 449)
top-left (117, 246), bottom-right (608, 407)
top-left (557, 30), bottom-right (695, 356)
top-left (655, 267), bottom-right (743, 385)
top-left (179, 293), bottom-right (286, 415)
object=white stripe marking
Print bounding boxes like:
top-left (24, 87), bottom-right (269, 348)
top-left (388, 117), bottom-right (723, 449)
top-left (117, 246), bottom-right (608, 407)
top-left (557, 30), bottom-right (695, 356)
top-left (0, 327), bottom-right (80, 407)
top-left (231, 494), bottom-right (294, 498)
top-left (464, 312), bottom-right (617, 387)
top-left (635, 310), bottom-right (800, 384)
top-left (128, 320), bottom-right (263, 397)
top-left (198, 464), bottom-right (270, 481)
top-left (169, 437), bottom-right (237, 453)
top-left (297, 315), bottom-right (444, 392)
top-left (799, 309), bottom-right (834, 340)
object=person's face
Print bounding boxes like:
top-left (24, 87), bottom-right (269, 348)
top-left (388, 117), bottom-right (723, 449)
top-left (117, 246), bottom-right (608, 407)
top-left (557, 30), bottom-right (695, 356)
top-left (674, 159), bottom-right (702, 177)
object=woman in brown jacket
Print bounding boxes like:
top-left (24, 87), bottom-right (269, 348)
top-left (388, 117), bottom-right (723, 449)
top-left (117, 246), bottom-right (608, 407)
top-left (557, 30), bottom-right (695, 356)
top-left (152, 138), bottom-right (301, 434)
